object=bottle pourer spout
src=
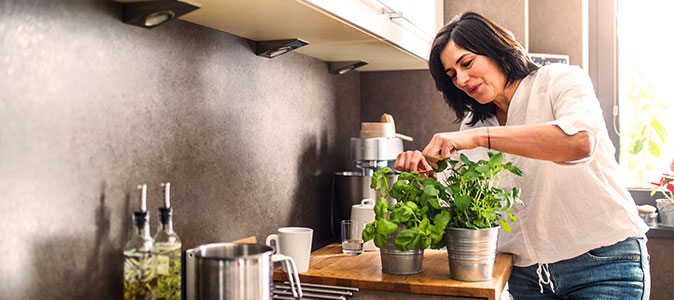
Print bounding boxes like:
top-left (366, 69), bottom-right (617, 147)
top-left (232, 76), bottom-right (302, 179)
top-left (137, 184), bottom-right (147, 212)
top-left (160, 182), bottom-right (171, 208)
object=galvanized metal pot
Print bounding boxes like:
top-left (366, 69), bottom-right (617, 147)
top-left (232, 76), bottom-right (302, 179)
top-left (445, 226), bottom-right (499, 282)
top-left (380, 227), bottom-right (424, 275)
top-left (186, 243), bottom-right (302, 300)
top-left (656, 199), bottom-right (674, 226)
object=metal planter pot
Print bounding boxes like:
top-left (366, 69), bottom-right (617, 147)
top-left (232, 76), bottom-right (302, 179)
top-left (445, 226), bottom-right (499, 282)
top-left (656, 199), bottom-right (674, 226)
top-left (380, 227), bottom-right (424, 275)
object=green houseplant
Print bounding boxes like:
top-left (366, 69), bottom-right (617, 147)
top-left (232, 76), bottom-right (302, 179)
top-left (440, 152), bottom-right (523, 231)
top-left (362, 166), bottom-right (451, 274)
top-left (651, 169), bottom-right (674, 226)
top-left (362, 151), bottom-right (522, 277)
top-left (439, 152), bottom-right (523, 281)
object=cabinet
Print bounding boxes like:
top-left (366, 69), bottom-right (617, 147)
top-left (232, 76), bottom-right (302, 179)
top-left (178, 0), bottom-right (442, 71)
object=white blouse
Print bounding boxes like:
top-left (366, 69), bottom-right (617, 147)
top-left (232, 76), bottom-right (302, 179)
top-left (459, 64), bottom-right (648, 267)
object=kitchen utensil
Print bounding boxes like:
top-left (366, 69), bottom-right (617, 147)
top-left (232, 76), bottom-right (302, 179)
top-left (340, 220), bottom-right (364, 256)
top-left (350, 199), bottom-right (376, 251)
top-left (416, 168), bottom-right (436, 176)
top-left (266, 227), bottom-right (313, 273)
top-left (185, 243), bottom-right (302, 300)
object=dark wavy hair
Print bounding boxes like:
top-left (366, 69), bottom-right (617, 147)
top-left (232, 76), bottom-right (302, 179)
top-left (429, 12), bottom-right (539, 126)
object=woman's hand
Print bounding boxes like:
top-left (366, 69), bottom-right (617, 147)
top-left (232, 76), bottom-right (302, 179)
top-left (394, 150), bottom-right (436, 178)
top-left (422, 129), bottom-right (483, 168)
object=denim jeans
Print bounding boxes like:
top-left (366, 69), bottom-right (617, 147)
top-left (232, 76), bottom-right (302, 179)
top-left (508, 237), bottom-right (650, 299)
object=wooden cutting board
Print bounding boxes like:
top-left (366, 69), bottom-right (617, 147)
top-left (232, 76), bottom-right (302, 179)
top-left (273, 243), bottom-right (512, 300)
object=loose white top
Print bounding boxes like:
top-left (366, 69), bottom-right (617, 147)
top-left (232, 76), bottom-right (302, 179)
top-left (459, 64), bottom-right (648, 267)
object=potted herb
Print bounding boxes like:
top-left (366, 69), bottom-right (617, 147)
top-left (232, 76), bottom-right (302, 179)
top-left (362, 166), bottom-right (451, 275)
top-left (439, 152), bottom-right (523, 281)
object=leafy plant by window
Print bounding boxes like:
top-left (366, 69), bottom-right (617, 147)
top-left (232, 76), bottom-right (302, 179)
top-left (620, 70), bottom-right (669, 187)
top-left (362, 152), bottom-right (523, 252)
top-left (650, 173), bottom-right (674, 201)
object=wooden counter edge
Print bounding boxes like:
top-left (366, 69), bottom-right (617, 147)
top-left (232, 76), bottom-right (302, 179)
top-left (273, 243), bottom-right (513, 300)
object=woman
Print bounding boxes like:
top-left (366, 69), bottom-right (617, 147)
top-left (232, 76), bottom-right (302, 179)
top-left (395, 12), bottom-right (650, 299)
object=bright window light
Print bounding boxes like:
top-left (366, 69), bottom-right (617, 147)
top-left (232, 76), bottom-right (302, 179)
top-left (618, 0), bottom-right (674, 188)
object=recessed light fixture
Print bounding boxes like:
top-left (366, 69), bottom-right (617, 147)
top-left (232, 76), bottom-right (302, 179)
top-left (255, 39), bottom-right (309, 58)
top-left (328, 61), bottom-right (368, 75)
top-left (122, 0), bottom-right (200, 29)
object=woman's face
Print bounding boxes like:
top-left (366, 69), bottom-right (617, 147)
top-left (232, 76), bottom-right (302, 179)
top-left (439, 40), bottom-right (508, 105)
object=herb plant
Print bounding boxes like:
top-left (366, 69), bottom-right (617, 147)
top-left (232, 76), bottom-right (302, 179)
top-left (362, 152), bottom-right (523, 252)
top-left (362, 167), bottom-right (451, 252)
top-left (441, 152), bottom-right (523, 232)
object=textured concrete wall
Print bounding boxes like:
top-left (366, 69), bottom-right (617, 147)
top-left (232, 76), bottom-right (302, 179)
top-left (0, 0), bottom-right (360, 298)
top-left (445, 0), bottom-right (527, 48)
top-left (360, 70), bottom-right (458, 151)
top-left (529, 0), bottom-right (584, 66)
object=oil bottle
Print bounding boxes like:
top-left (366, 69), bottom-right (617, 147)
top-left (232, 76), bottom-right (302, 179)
top-left (124, 184), bottom-right (157, 299)
top-left (153, 182), bottom-right (182, 300)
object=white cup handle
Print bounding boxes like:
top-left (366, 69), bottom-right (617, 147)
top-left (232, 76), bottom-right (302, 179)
top-left (265, 234), bottom-right (279, 254)
top-left (361, 198), bottom-right (375, 206)
top-left (272, 254), bottom-right (303, 299)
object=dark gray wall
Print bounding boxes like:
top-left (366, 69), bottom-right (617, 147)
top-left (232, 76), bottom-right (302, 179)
top-left (445, 0), bottom-right (527, 47)
top-left (361, 70), bottom-right (457, 151)
top-left (0, 0), bottom-right (360, 298)
top-left (529, 0), bottom-right (584, 66)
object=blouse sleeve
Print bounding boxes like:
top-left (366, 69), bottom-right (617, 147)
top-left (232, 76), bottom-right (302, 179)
top-left (546, 65), bottom-right (603, 165)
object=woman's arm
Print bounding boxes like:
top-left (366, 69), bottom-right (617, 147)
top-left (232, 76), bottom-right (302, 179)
top-left (421, 124), bottom-right (595, 169)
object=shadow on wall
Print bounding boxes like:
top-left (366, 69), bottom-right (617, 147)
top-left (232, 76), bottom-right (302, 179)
top-left (286, 130), bottom-right (334, 250)
top-left (27, 183), bottom-right (127, 299)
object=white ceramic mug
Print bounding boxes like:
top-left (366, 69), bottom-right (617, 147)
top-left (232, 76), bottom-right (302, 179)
top-left (265, 227), bottom-right (313, 273)
top-left (351, 199), bottom-right (376, 251)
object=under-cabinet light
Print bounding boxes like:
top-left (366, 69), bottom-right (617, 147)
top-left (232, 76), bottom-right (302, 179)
top-left (255, 39), bottom-right (309, 58)
top-left (122, 0), bottom-right (200, 29)
top-left (329, 61), bottom-right (368, 75)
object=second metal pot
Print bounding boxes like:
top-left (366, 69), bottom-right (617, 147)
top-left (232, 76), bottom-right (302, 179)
top-left (445, 226), bottom-right (499, 282)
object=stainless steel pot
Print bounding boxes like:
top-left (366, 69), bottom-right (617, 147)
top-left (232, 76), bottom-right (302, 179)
top-left (186, 243), bottom-right (302, 300)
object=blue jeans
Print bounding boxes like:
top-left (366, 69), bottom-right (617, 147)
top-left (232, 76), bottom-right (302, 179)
top-left (508, 237), bottom-right (650, 299)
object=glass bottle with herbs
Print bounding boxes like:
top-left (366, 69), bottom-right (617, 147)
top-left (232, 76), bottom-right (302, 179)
top-left (124, 184), bottom-right (157, 300)
top-left (153, 182), bottom-right (182, 300)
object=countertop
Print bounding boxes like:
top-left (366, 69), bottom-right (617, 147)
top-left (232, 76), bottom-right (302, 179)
top-left (273, 243), bottom-right (512, 300)
top-left (646, 224), bottom-right (674, 239)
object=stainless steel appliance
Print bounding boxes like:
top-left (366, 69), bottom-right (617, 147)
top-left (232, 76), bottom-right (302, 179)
top-left (331, 136), bottom-right (402, 237)
top-left (185, 243), bottom-right (302, 300)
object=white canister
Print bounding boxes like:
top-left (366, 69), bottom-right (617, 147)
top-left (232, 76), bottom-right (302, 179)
top-left (351, 199), bottom-right (376, 251)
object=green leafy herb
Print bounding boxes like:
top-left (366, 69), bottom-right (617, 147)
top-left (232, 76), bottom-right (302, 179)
top-left (362, 167), bottom-right (451, 251)
top-left (362, 152), bottom-right (524, 252)
top-left (442, 152), bottom-right (523, 231)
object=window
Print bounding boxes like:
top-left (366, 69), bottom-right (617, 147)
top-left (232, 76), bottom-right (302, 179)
top-left (617, 0), bottom-right (673, 188)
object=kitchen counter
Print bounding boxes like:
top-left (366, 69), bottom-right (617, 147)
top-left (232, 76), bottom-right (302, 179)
top-left (273, 243), bottom-right (512, 300)
top-left (646, 225), bottom-right (674, 239)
